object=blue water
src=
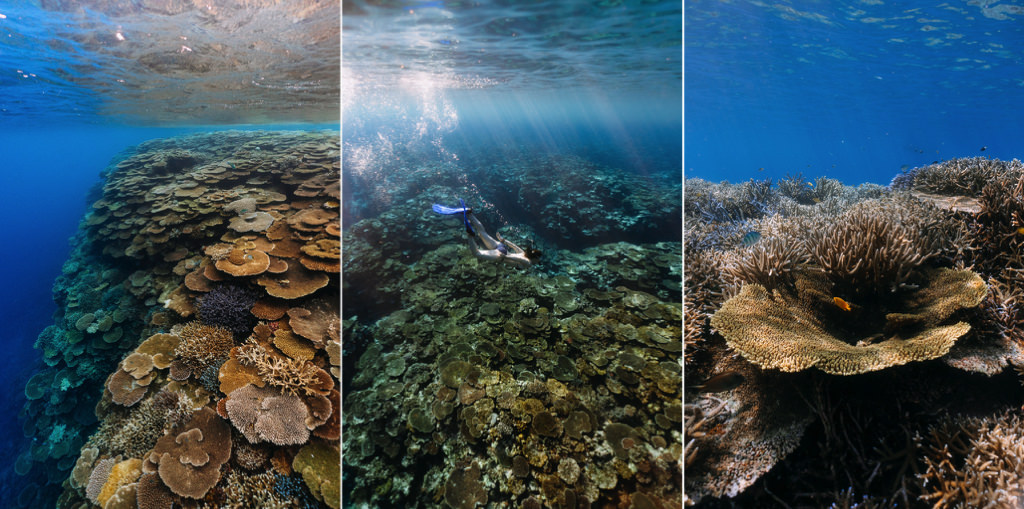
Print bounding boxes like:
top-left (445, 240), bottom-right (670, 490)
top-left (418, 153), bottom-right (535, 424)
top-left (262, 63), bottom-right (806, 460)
top-left (686, 1), bottom-right (1024, 185)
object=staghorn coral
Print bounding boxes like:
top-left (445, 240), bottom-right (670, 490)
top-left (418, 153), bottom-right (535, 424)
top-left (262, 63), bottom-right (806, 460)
top-left (942, 275), bottom-right (1024, 375)
top-left (235, 338), bottom-right (332, 397)
top-left (683, 294), bottom-right (704, 365)
top-left (803, 198), bottom-right (947, 294)
top-left (964, 172), bottom-right (1024, 279)
top-left (710, 268), bottom-right (986, 375)
top-left (90, 389), bottom-right (185, 459)
top-left (890, 157), bottom-right (1023, 195)
top-left (723, 235), bottom-right (809, 289)
top-left (916, 409), bottom-right (1024, 508)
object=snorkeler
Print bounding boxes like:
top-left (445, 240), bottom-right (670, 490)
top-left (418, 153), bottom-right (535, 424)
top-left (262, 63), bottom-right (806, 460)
top-left (432, 200), bottom-right (541, 268)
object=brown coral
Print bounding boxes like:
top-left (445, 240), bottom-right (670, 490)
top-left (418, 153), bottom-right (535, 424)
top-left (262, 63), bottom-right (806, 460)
top-left (108, 367), bottom-right (153, 407)
top-left (287, 298), bottom-right (339, 347)
top-left (136, 472), bottom-right (174, 509)
top-left (710, 269), bottom-right (985, 375)
top-left (256, 262), bottom-right (330, 299)
top-left (917, 409), bottom-right (1024, 508)
top-left (235, 338), bottom-right (333, 396)
top-left (228, 211), bottom-right (275, 232)
top-left (803, 199), bottom-right (947, 294)
top-left (215, 248), bottom-right (271, 277)
top-left (224, 384), bottom-right (310, 445)
top-left (135, 333), bottom-right (180, 369)
top-left (724, 235), bottom-right (808, 289)
top-left (174, 321), bottom-right (235, 374)
top-left (148, 407), bottom-right (231, 499)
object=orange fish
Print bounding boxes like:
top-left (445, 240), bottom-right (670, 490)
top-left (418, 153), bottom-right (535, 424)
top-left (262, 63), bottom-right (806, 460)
top-left (833, 296), bottom-right (852, 312)
top-left (1017, 227), bottom-right (1024, 235)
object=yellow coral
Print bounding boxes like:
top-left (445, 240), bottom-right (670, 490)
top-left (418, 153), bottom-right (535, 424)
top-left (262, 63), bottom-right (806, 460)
top-left (97, 458), bottom-right (142, 507)
top-left (710, 269), bottom-right (985, 375)
top-left (293, 442), bottom-right (340, 509)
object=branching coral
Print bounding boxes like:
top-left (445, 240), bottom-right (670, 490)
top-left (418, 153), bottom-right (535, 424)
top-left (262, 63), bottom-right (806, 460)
top-left (235, 338), bottom-right (333, 397)
top-left (965, 173), bottom-right (1024, 278)
top-left (890, 157), bottom-right (1023, 195)
top-left (174, 321), bottom-right (235, 376)
top-left (197, 284), bottom-right (259, 335)
top-left (683, 294), bottom-right (704, 365)
top-left (803, 199), bottom-right (948, 294)
top-left (724, 235), bottom-right (809, 289)
top-left (684, 178), bottom-right (778, 223)
top-left (916, 409), bottom-right (1024, 508)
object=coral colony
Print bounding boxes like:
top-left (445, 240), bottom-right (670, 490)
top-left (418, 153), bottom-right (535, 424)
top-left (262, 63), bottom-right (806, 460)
top-left (17, 131), bottom-right (339, 508)
top-left (685, 159), bottom-right (1024, 507)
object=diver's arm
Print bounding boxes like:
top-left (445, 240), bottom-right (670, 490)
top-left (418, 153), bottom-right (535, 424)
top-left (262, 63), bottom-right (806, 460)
top-left (494, 234), bottom-right (531, 268)
top-left (497, 234), bottom-right (526, 256)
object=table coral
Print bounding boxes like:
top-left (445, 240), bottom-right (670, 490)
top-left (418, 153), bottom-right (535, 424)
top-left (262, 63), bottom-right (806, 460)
top-left (711, 269), bottom-right (984, 375)
top-left (148, 407), bottom-right (231, 499)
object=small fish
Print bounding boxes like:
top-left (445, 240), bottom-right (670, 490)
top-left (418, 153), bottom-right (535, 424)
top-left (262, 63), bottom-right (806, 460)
top-left (741, 231), bottom-right (761, 247)
top-left (758, 167), bottom-right (764, 172)
top-left (1016, 227), bottom-right (1024, 235)
top-left (833, 296), bottom-right (852, 312)
top-left (807, 182), bottom-right (814, 187)
top-left (693, 372), bottom-right (745, 393)
top-left (900, 164), bottom-right (909, 171)
top-left (981, 146), bottom-right (987, 152)
top-left (812, 197), bottom-right (822, 203)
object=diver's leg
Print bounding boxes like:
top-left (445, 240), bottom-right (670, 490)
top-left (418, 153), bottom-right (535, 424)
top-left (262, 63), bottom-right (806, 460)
top-left (467, 213), bottom-right (501, 250)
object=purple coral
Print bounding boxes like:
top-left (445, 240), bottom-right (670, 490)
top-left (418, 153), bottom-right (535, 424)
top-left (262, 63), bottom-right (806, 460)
top-left (198, 284), bottom-right (259, 335)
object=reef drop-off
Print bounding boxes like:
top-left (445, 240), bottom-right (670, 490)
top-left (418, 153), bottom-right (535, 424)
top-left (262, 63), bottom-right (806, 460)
top-left (17, 130), bottom-right (339, 509)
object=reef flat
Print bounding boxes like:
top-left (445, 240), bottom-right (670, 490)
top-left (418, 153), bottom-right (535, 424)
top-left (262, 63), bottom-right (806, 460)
top-left (343, 153), bottom-right (683, 507)
top-left (18, 130), bottom-right (340, 508)
top-left (685, 160), bottom-right (1024, 507)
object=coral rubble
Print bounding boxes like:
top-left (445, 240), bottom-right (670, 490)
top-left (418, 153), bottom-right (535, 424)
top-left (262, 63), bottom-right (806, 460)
top-left (19, 130), bottom-right (339, 509)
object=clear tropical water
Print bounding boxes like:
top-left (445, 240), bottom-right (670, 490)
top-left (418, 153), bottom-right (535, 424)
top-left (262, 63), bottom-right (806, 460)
top-left (0, 1), bottom-right (339, 507)
top-left (342, 1), bottom-right (681, 507)
top-left (686, 1), bottom-right (1024, 185)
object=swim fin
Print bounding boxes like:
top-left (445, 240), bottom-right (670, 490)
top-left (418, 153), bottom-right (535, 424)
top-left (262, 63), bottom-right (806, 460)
top-left (432, 203), bottom-right (469, 215)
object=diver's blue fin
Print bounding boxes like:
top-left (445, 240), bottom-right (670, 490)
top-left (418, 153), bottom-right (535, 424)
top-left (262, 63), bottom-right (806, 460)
top-left (432, 203), bottom-right (469, 215)
top-left (460, 198), bottom-right (474, 234)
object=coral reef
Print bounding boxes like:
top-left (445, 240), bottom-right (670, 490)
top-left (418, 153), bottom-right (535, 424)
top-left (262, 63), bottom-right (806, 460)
top-left (343, 151), bottom-right (682, 507)
top-left (890, 157), bottom-right (1023, 195)
top-left (916, 409), bottom-right (1024, 508)
top-left (685, 167), bottom-right (1024, 507)
top-left (18, 130), bottom-right (339, 509)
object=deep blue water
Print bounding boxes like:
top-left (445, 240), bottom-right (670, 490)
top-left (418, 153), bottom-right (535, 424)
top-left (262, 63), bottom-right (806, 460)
top-left (686, 0), bottom-right (1024, 185)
